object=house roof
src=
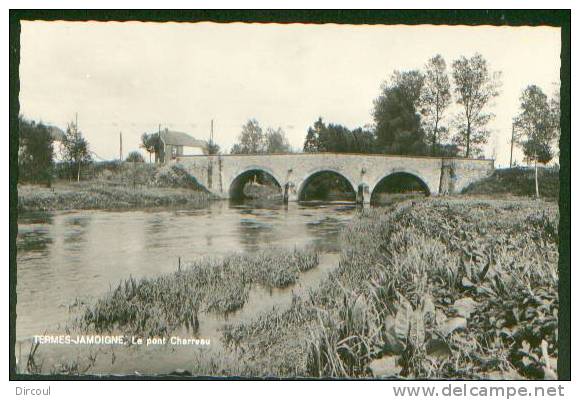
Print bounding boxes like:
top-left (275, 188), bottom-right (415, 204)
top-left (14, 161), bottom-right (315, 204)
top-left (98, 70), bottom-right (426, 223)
top-left (160, 130), bottom-right (208, 149)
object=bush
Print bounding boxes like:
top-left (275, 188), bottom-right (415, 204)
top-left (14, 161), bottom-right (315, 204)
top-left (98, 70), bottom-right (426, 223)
top-left (462, 167), bottom-right (559, 199)
top-left (18, 117), bottom-right (54, 185)
top-left (126, 151), bottom-right (145, 163)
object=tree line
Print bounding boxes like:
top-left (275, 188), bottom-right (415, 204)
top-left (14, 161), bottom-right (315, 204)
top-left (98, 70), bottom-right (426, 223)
top-left (18, 116), bottom-right (92, 185)
top-left (17, 52), bottom-right (561, 186)
top-left (304, 54), bottom-right (503, 158)
top-left (302, 53), bottom-right (559, 167)
top-left (230, 119), bottom-right (292, 154)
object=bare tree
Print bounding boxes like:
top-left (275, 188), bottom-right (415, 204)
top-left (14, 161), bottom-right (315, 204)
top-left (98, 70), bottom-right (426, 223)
top-left (451, 54), bottom-right (501, 157)
top-left (420, 55), bottom-right (452, 153)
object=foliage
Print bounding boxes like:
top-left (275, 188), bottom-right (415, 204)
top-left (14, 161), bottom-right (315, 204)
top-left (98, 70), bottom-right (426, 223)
top-left (79, 249), bottom-right (319, 337)
top-left (462, 166), bottom-right (559, 200)
top-left (432, 143), bottom-right (461, 157)
top-left (231, 119), bottom-right (292, 154)
top-left (50, 199), bottom-right (558, 378)
top-left (513, 85), bottom-right (560, 165)
top-left (59, 121), bottom-right (92, 181)
top-left (303, 117), bottom-right (375, 154)
top-left (141, 133), bottom-right (161, 162)
top-left (307, 199), bottom-right (558, 379)
top-left (373, 70), bottom-right (428, 155)
top-left (207, 140), bottom-right (221, 155)
top-left (303, 118), bottom-right (324, 152)
top-left (451, 54), bottom-right (501, 157)
top-left (265, 127), bottom-right (292, 153)
top-left (18, 163), bottom-right (211, 212)
top-left (217, 199), bottom-right (557, 379)
top-left (17, 181), bottom-right (211, 212)
top-left (18, 116), bottom-right (54, 185)
top-left (420, 55), bottom-right (452, 151)
top-left (125, 151), bottom-right (145, 163)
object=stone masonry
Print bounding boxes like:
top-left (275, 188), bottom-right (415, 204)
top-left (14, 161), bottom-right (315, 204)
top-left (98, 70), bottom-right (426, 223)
top-left (173, 153), bottom-right (494, 204)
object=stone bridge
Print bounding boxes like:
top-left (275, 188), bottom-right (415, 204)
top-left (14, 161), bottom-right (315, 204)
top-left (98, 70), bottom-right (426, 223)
top-left (173, 153), bottom-right (494, 204)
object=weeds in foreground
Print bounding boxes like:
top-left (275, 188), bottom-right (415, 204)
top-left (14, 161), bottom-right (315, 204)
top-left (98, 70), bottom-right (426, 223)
top-left (217, 199), bottom-right (558, 379)
top-left (66, 198), bottom-right (558, 379)
top-left (302, 199), bottom-right (558, 379)
top-left (79, 248), bottom-right (319, 337)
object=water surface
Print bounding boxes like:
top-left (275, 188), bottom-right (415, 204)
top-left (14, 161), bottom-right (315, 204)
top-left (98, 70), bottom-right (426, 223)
top-left (16, 201), bottom-right (357, 374)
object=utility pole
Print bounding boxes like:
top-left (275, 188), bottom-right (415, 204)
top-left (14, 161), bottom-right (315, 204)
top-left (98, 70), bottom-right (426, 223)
top-left (209, 119), bottom-right (215, 154)
top-left (509, 122), bottom-right (515, 168)
top-left (158, 124), bottom-right (162, 163)
top-left (119, 132), bottom-right (123, 161)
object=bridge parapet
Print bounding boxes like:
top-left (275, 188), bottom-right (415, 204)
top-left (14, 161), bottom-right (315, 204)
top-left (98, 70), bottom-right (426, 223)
top-left (174, 153), bottom-right (494, 203)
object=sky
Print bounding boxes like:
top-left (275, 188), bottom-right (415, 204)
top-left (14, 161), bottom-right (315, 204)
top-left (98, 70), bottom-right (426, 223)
top-left (19, 21), bottom-right (561, 167)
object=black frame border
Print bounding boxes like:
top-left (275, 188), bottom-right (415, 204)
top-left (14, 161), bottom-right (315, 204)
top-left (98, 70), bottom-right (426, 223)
top-left (9, 9), bottom-right (571, 381)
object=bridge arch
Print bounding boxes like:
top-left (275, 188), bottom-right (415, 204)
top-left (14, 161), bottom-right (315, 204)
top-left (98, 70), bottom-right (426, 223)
top-left (370, 170), bottom-right (431, 203)
top-left (297, 168), bottom-right (357, 202)
top-left (228, 166), bottom-right (284, 200)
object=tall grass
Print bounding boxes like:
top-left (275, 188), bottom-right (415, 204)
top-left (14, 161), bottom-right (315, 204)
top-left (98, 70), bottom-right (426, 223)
top-left (18, 164), bottom-right (211, 212)
top-left (462, 167), bottom-right (559, 200)
top-left (68, 198), bottom-right (558, 379)
top-left (79, 248), bottom-right (319, 337)
top-left (214, 198), bottom-right (559, 379)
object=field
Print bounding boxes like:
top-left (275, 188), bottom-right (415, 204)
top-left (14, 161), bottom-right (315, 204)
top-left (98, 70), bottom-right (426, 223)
top-left (65, 197), bottom-right (559, 379)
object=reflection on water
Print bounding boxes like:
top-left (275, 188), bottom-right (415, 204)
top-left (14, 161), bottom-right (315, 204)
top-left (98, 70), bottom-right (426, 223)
top-left (16, 201), bottom-right (357, 343)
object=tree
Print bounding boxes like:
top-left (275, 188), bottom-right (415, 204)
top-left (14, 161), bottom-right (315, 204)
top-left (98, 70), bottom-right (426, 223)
top-left (207, 139), bottom-right (220, 155)
top-left (549, 83), bottom-right (561, 158)
top-left (231, 120), bottom-right (291, 154)
top-left (303, 118), bottom-right (376, 154)
top-left (513, 85), bottom-right (560, 198)
top-left (451, 54), bottom-right (501, 158)
top-left (231, 119), bottom-right (265, 154)
top-left (318, 123), bottom-right (351, 152)
top-left (303, 117), bottom-right (326, 152)
top-left (265, 127), bottom-right (292, 153)
top-left (372, 70), bottom-right (428, 155)
top-left (420, 55), bottom-right (452, 153)
top-left (350, 127), bottom-right (376, 154)
top-left (18, 116), bottom-right (54, 185)
top-left (126, 151), bottom-right (145, 163)
top-left (60, 120), bottom-right (92, 182)
top-left (141, 133), bottom-right (161, 162)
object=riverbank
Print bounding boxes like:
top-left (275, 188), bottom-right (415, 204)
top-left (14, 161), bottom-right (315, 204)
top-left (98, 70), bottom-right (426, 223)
top-left (462, 166), bottom-right (559, 200)
top-left (17, 182), bottom-right (211, 212)
top-left (17, 163), bottom-right (216, 212)
top-left (65, 197), bottom-right (559, 379)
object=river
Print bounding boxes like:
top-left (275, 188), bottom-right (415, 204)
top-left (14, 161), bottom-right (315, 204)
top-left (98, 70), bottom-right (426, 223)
top-left (16, 201), bottom-right (358, 375)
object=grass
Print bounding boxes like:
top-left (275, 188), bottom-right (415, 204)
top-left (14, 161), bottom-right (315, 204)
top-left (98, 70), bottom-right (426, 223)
top-left (59, 197), bottom-right (558, 379)
top-left (462, 166), bottom-right (560, 200)
top-left (213, 198), bottom-right (559, 379)
top-left (18, 164), bottom-right (211, 212)
top-left (78, 248), bottom-right (319, 337)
